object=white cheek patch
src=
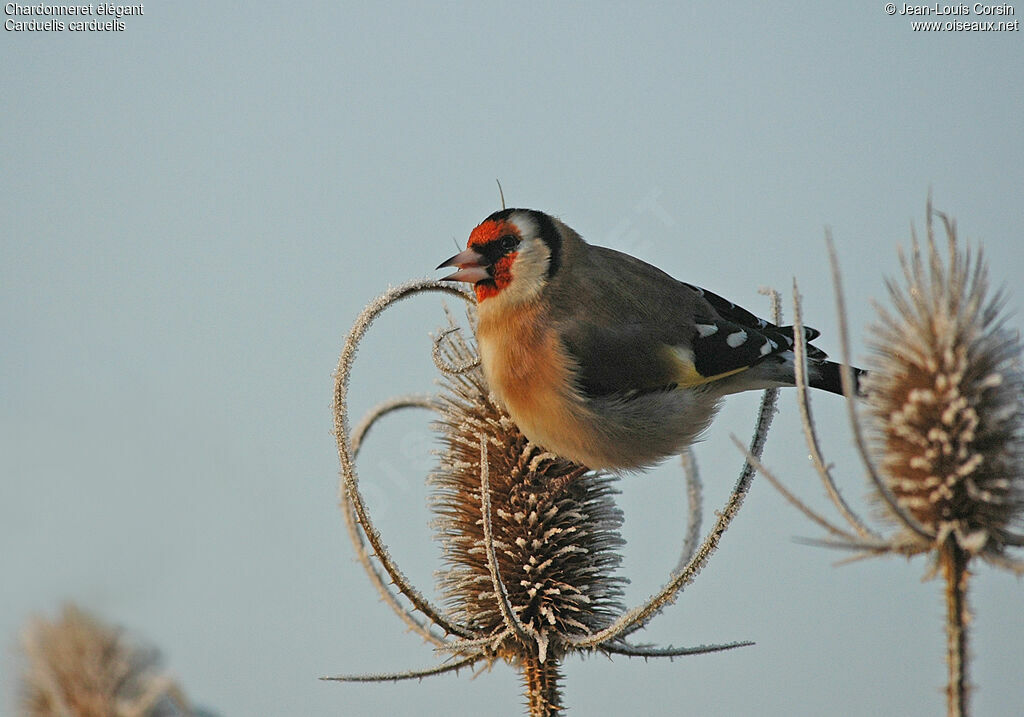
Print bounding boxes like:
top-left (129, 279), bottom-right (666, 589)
top-left (489, 213), bottom-right (551, 306)
top-left (500, 246), bottom-right (549, 304)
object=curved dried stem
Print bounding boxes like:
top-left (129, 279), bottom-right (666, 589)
top-left (802, 544), bottom-right (901, 565)
top-left (617, 449), bottom-right (705, 640)
top-left (350, 394), bottom-right (436, 455)
top-left (601, 639), bottom-right (754, 659)
top-left (477, 437), bottom-right (537, 648)
top-left (567, 386), bottom-right (778, 649)
top-left (730, 435), bottom-right (864, 544)
top-left (344, 394), bottom-right (448, 647)
top-left (321, 654), bottom-right (483, 683)
top-left (759, 285), bottom-right (783, 325)
top-left (434, 632), bottom-right (510, 656)
top-left (791, 279), bottom-right (879, 541)
top-left (674, 449), bottom-right (704, 574)
top-left (433, 326), bottom-right (481, 374)
top-left (826, 235), bottom-right (934, 541)
top-left (616, 449), bottom-right (706, 642)
top-left (334, 279), bottom-right (475, 639)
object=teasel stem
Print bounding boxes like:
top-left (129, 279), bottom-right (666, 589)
top-left (522, 656), bottom-right (564, 717)
top-left (941, 536), bottom-right (971, 717)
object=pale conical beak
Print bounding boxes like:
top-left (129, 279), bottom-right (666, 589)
top-left (436, 247), bottom-right (491, 283)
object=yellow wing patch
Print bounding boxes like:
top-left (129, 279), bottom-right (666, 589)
top-left (668, 346), bottom-right (749, 387)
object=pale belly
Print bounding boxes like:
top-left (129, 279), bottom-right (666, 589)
top-left (475, 303), bottom-right (721, 470)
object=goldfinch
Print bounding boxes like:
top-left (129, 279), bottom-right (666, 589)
top-left (438, 208), bottom-right (862, 471)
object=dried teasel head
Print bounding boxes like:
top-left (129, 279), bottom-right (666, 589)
top-left (19, 604), bottom-right (191, 717)
top-left (330, 280), bottom-right (765, 716)
top-left (430, 325), bottom-right (626, 666)
top-left (725, 209), bottom-right (1022, 717)
top-left (863, 209), bottom-right (1024, 558)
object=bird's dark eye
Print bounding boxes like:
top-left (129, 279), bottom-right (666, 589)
top-left (498, 235), bottom-right (519, 253)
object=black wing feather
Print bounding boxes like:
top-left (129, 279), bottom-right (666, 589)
top-left (545, 243), bottom-right (830, 397)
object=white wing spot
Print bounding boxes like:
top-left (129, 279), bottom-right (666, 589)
top-left (759, 340), bottom-right (773, 356)
top-left (696, 323), bottom-right (719, 338)
top-left (726, 330), bottom-right (747, 348)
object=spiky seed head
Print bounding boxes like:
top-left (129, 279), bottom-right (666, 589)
top-left (430, 327), bottom-right (626, 663)
top-left (19, 604), bottom-right (189, 717)
top-left (863, 211), bottom-right (1024, 554)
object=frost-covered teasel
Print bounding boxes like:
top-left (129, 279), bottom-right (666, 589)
top-left (329, 279), bottom-right (773, 716)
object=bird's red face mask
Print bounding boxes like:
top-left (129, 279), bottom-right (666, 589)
top-left (437, 218), bottom-right (520, 302)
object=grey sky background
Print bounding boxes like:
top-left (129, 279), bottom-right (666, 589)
top-left (3, 3), bottom-right (1022, 715)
